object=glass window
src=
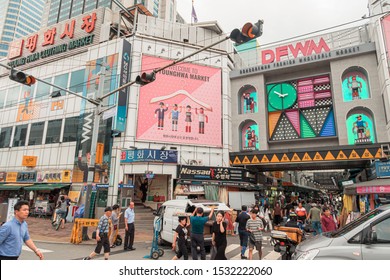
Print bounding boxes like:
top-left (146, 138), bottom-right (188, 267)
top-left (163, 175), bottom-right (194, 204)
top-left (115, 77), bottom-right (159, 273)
top-left (53, 73), bottom-right (69, 96)
top-left (96, 188), bottom-right (108, 207)
top-left (13, 124), bottom-right (28, 147)
top-left (6, 86), bottom-right (20, 107)
top-left (35, 78), bottom-right (51, 99)
top-left (0, 89), bottom-right (5, 108)
top-left (372, 218), bottom-right (390, 243)
top-left (28, 121), bottom-right (44, 146)
top-left (63, 117), bottom-right (79, 142)
top-left (0, 126), bottom-right (13, 148)
top-left (69, 70), bottom-right (85, 93)
top-left (45, 119), bottom-right (62, 144)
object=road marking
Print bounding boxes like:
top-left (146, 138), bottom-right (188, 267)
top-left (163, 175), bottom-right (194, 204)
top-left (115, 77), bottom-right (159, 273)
top-left (225, 244), bottom-right (240, 254)
top-left (22, 246), bottom-right (53, 253)
top-left (262, 251), bottom-right (280, 260)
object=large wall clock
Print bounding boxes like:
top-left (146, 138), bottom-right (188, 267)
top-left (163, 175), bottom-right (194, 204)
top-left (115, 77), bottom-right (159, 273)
top-left (267, 83), bottom-right (297, 110)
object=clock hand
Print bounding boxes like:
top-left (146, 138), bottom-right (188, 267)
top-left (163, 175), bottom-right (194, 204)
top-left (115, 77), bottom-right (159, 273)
top-left (274, 91), bottom-right (283, 97)
top-left (281, 93), bottom-right (288, 97)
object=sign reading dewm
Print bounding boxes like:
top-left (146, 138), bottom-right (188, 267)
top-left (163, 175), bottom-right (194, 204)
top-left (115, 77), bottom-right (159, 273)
top-left (6, 8), bottom-right (106, 69)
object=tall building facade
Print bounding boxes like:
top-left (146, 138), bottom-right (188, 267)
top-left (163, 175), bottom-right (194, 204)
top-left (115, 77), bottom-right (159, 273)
top-left (41, 0), bottom-right (177, 27)
top-left (0, 0), bottom-right (46, 58)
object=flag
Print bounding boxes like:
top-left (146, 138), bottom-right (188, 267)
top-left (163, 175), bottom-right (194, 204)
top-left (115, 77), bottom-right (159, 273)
top-left (192, 2), bottom-right (198, 23)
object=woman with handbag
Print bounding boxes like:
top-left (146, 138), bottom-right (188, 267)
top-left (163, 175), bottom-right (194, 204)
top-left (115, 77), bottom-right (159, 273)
top-left (110, 204), bottom-right (122, 248)
top-left (212, 211), bottom-right (227, 260)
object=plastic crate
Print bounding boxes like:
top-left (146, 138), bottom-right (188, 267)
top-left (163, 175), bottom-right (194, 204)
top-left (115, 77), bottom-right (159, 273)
top-left (274, 226), bottom-right (303, 243)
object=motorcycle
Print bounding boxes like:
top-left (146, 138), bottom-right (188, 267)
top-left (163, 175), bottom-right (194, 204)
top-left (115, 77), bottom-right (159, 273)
top-left (270, 226), bottom-right (304, 260)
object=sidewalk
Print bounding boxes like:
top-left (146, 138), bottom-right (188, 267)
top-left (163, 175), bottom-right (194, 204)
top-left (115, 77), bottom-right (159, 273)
top-left (26, 217), bottom-right (154, 244)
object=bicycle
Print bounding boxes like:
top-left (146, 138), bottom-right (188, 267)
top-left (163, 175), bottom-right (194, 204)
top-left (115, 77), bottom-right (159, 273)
top-left (52, 212), bottom-right (64, 231)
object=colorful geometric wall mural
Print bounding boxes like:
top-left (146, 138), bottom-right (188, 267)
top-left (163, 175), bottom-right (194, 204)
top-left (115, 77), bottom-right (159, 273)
top-left (267, 75), bottom-right (336, 141)
top-left (342, 70), bottom-right (370, 102)
top-left (241, 122), bottom-right (259, 150)
top-left (346, 113), bottom-right (375, 145)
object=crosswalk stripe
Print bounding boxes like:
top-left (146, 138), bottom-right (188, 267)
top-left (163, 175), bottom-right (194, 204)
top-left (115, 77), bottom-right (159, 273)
top-left (262, 251), bottom-right (280, 260)
top-left (22, 245), bottom-right (53, 253)
top-left (225, 244), bottom-right (240, 254)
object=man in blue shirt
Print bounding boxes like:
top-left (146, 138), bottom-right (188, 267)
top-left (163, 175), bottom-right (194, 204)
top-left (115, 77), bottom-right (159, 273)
top-left (0, 200), bottom-right (44, 260)
top-left (124, 201), bottom-right (136, 251)
top-left (190, 206), bottom-right (214, 260)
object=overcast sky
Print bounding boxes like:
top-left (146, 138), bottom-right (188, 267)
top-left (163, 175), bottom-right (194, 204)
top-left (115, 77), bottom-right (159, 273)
top-left (177, 0), bottom-right (369, 45)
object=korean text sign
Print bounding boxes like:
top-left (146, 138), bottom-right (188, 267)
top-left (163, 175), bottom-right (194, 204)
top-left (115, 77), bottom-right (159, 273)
top-left (121, 149), bottom-right (178, 164)
top-left (136, 56), bottom-right (222, 147)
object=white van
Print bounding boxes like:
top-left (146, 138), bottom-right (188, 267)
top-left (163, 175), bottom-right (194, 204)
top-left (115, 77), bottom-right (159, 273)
top-left (153, 199), bottom-right (230, 251)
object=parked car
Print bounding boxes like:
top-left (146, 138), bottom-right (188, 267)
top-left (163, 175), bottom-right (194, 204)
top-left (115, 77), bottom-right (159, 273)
top-left (153, 199), bottom-right (230, 251)
top-left (293, 204), bottom-right (390, 260)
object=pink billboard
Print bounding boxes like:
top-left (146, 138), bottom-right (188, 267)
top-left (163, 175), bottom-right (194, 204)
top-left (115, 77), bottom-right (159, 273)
top-left (382, 14), bottom-right (390, 62)
top-left (136, 56), bottom-right (222, 147)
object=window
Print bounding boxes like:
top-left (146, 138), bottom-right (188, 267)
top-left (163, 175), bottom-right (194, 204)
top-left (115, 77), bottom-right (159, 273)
top-left (53, 73), bottom-right (69, 96)
top-left (96, 188), bottom-right (108, 207)
top-left (348, 232), bottom-right (362, 244)
top-left (372, 218), bottom-right (390, 243)
top-left (45, 119), bottom-right (62, 144)
top-left (69, 70), bottom-right (85, 93)
top-left (0, 126), bottom-right (12, 148)
top-left (28, 122), bottom-right (44, 146)
top-left (13, 124), bottom-right (28, 147)
top-left (63, 117), bottom-right (79, 142)
top-left (35, 78), bottom-right (51, 99)
top-left (0, 89), bottom-right (5, 108)
top-left (5, 86), bottom-right (20, 107)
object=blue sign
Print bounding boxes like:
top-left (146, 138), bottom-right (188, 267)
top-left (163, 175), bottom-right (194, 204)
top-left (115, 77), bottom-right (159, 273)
top-left (121, 149), bottom-right (178, 164)
top-left (375, 161), bottom-right (390, 178)
top-left (119, 184), bottom-right (134, 188)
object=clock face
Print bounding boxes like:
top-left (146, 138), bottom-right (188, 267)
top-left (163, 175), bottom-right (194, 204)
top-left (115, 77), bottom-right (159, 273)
top-left (268, 83), bottom-right (297, 110)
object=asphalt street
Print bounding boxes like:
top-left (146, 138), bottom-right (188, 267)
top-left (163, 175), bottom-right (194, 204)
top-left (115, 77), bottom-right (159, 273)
top-left (19, 234), bottom-right (279, 260)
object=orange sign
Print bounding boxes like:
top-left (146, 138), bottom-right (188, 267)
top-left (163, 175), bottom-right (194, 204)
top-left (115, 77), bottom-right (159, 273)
top-left (22, 156), bottom-right (37, 167)
top-left (96, 143), bottom-right (104, 165)
top-left (62, 170), bottom-right (72, 183)
top-left (6, 172), bottom-right (18, 182)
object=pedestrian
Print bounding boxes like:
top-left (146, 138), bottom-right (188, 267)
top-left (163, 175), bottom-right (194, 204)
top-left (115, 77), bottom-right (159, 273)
top-left (307, 203), bottom-right (322, 236)
top-left (321, 207), bottom-right (337, 233)
top-left (140, 178), bottom-right (148, 203)
top-left (172, 216), bottom-right (190, 260)
top-left (0, 200), bottom-right (44, 260)
top-left (110, 204), bottom-right (122, 248)
top-left (235, 205), bottom-right (250, 259)
top-left (273, 202), bottom-right (282, 226)
top-left (246, 209), bottom-right (263, 260)
top-left (52, 196), bottom-right (67, 229)
top-left (124, 201), bottom-right (136, 251)
top-left (295, 202), bottom-right (307, 229)
top-left (83, 207), bottom-right (112, 260)
top-left (190, 206), bottom-right (215, 260)
top-left (212, 211), bottom-right (227, 260)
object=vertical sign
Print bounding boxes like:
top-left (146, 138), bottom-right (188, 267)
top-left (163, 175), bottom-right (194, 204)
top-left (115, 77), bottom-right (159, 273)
top-left (7, 198), bottom-right (19, 222)
top-left (114, 40), bottom-right (132, 132)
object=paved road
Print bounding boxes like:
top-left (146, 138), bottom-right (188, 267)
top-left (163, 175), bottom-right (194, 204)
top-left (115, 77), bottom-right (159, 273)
top-left (19, 234), bottom-right (280, 260)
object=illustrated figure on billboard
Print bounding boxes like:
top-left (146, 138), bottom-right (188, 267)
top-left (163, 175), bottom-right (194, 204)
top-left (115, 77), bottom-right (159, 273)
top-left (19, 90), bottom-right (32, 121)
top-left (250, 98), bottom-right (256, 113)
top-left (185, 105), bottom-right (193, 133)
top-left (348, 76), bottom-right (362, 100)
top-left (251, 129), bottom-right (258, 148)
top-left (352, 115), bottom-right (369, 139)
top-left (243, 92), bottom-right (251, 113)
top-left (195, 107), bottom-right (208, 134)
top-left (246, 126), bottom-right (253, 147)
top-left (169, 104), bottom-right (182, 131)
top-left (154, 102), bottom-right (169, 130)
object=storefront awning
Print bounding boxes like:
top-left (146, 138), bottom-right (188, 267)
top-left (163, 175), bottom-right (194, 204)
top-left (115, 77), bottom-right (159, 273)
top-left (26, 184), bottom-right (71, 191)
top-left (344, 179), bottom-right (390, 195)
top-left (0, 184), bottom-right (34, 190)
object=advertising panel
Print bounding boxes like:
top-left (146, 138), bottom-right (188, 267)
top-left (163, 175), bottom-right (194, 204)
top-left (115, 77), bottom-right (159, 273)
top-left (136, 56), bottom-right (222, 147)
top-left (382, 14), bottom-right (390, 64)
top-left (346, 113), bottom-right (375, 145)
top-left (22, 156), bottom-right (37, 167)
top-left (121, 149), bottom-right (178, 164)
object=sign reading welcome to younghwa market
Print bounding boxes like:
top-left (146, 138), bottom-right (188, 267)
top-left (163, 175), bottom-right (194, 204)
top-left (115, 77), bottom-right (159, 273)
top-left (7, 8), bottom-right (106, 68)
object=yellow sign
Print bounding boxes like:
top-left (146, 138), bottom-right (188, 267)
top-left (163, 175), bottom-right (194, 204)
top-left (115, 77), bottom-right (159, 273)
top-left (313, 152), bottom-right (323, 161)
top-left (325, 151), bottom-right (335, 160)
top-left (22, 156), bottom-right (37, 167)
top-left (349, 150), bottom-right (360, 159)
top-left (261, 155), bottom-right (270, 163)
top-left (291, 153), bottom-right (301, 162)
top-left (96, 143), bottom-right (104, 165)
top-left (336, 151), bottom-right (348, 160)
top-left (242, 156), bottom-right (251, 164)
top-left (251, 155), bottom-right (260, 164)
top-left (70, 218), bottom-right (111, 244)
top-left (233, 157), bottom-right (242, 165)
top-left (68, 191), bottom-right (81, 203)
top-left (281, 154), bottom-right (290, 162)
top-left (271, 154), bottom-right (280, 163)
top-left (62, 170), bottom-right (72, 183)
top-left (361, 149), bottom-right (374, 159)
top-left (302, 153), bottom-right (312, 161)
top-left (6, 172), bottom-right (18, 182)
top-left (375, 148), bottom-right (382, 159)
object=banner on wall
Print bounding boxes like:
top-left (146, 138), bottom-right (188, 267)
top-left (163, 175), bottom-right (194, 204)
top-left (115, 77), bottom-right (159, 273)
top-left (382, 14), bottom-right (390, 64)
top-left (136, 56), bottom-right (222, 147)
top-left (121, 149), bottom-right (178, 164)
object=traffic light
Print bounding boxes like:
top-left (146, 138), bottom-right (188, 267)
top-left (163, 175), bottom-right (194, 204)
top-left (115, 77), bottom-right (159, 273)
top-left (230, 20), bottom-right (264, 45)
top-left (9, 69), bottom-right (36, 86)
top-left (135, 72), bottom-right (156, 86)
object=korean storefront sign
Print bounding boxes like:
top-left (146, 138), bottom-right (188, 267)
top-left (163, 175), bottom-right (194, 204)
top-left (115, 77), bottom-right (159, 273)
top-left (120, 149), bottom-right (178, 164)
top-left (357, 186), bottom-right (390, 194)
top-left (16, 171), bottom-right (37, 183)
top-left (0, 172), bottom-right (6, 182)
top-left (37, 170), bottom-right (72, 183)
top-left (7, 8), bottom-right (105, 68)
top-left (374, 161), bottom-right (390, 178)
top-left (178, 165), bottom-right (256, 183)
top-left (22, 156), bottom-right (37, 167)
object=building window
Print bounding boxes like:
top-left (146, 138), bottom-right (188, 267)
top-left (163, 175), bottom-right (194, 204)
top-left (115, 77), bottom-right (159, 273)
top-left (69, 69), bottom-right (85, 93)
top-left (28, 121), bottom-right (44, 146)
top-left (5, 86), bottom-right (20, 107)
top-left (46, 119), bottom-right (62, 144)
top-left (53, 73), bottom-right (69, 96)
top-left (13, 124), bottom-right (28, 147)
top-left (0, 126), bottom-right (13, 148)
top-left (35, 78), bottom-right (51, 99)
top-left (63, 117), bottom-right (79, 142)
top-left (0, 89), bottom-right (5, 108)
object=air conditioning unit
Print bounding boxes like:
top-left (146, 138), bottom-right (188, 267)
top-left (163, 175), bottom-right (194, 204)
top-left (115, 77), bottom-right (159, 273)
top-left (189, 159), bottom-right (203, 166)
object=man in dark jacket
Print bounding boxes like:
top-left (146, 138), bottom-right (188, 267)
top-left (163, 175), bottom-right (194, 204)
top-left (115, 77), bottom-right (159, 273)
top-left (235, 205), bottom-right (250, 259)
